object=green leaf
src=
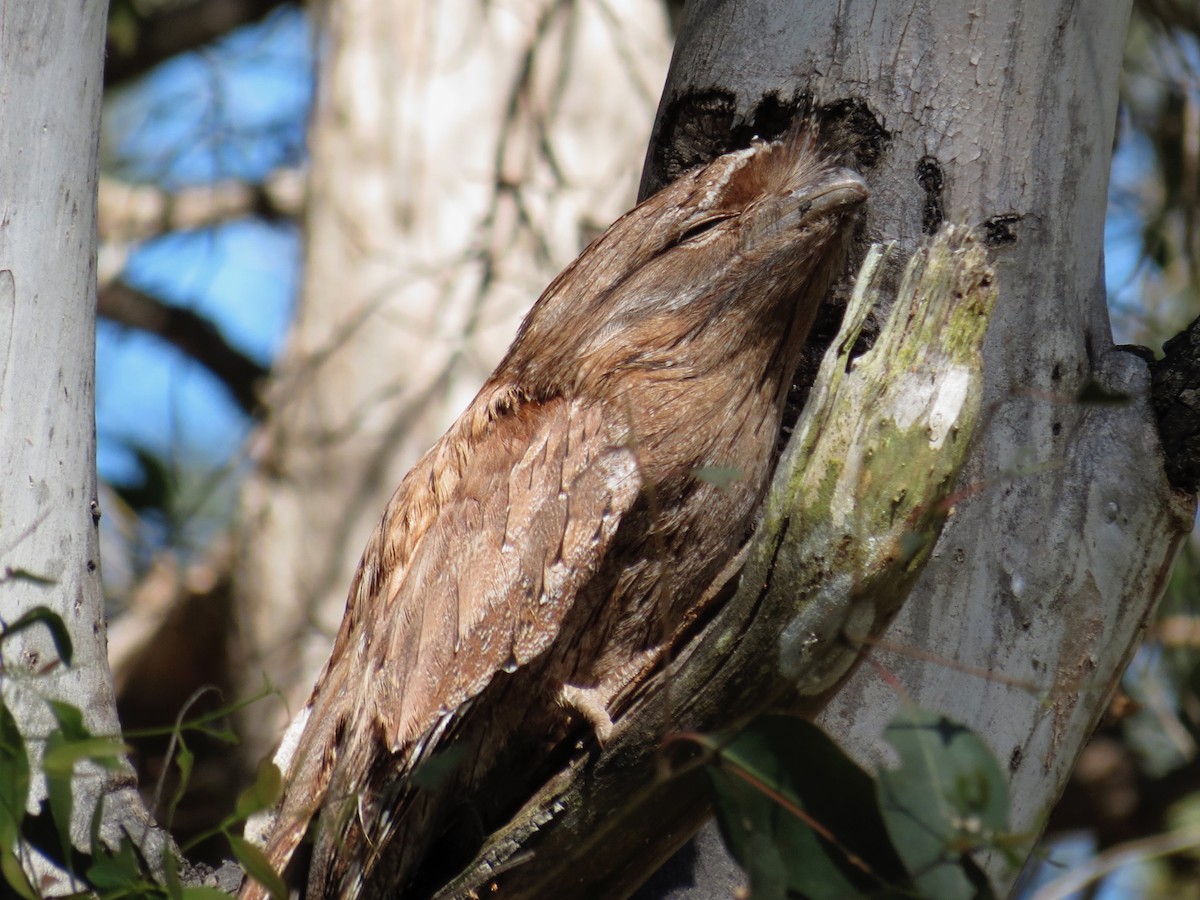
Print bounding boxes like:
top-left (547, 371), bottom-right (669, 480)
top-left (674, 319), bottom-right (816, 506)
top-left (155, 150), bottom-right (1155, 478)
top-left (742, 825), bottom-right (788, 900)
top-left (1, 606), bottom-right (72, 665)
top-left (86, 835), bottom-right (143, 889)
top-left (46, 700), bottom-right (88, 741)
top-left (43, 734), bottom-right (76, 874)
top-left (42, 736), bottom-right (128, 776)
top-left (0, 847), bottom-right (39, 900)
top-left (708, 715), bottom-right (908, 899)
top-left (166, 737), bottom-right (194, 831)
top-left (229, 834), bottom-right (286, 900)
top-left (43, 700), bottom-right (127, 779)
top-left (163, 847), bottom-right (185, 900)
top-left (89, 787), bottom-right (106, 859)
top-left (877, 708), bottom-right (1010, 899)
top-left (0, 703), bottom-right (30, 847)
top-left (38, 701), bottom-right (124, 875)
top-left (709, 768), bottom-right (789, 900)
top-left (235, 761), bottom-right (283, 822)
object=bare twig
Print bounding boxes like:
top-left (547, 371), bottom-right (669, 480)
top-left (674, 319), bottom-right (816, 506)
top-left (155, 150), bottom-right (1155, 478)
top-left (98, 281), bottom-right (268, 415)
top-left (98, 169), bottom-right (305, 246)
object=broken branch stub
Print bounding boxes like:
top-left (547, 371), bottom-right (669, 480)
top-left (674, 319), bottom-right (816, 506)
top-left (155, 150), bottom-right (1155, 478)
top-left (747, 222), bottom-right (999, 700)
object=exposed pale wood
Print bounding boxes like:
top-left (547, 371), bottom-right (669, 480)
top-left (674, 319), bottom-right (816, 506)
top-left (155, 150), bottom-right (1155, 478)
top-left (437, 227), bottom-right (1000, 898)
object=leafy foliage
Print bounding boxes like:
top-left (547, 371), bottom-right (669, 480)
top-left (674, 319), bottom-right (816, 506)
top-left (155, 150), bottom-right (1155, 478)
top-left (0, 608), bottom-right (285, 898)
top-left (708, 710), bottom-right (1019, 899)
top-left (876, 708), bottom-right (1013, 899)
top-left (707, 715), bottom-right (908, 899)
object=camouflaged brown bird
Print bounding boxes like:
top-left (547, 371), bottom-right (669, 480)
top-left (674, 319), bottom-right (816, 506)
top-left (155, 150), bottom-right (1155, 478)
top-left (241, 124), bottom-right (867, 899)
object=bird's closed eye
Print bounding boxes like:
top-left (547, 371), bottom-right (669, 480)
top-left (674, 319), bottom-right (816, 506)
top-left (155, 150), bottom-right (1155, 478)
top-left (677, 214), bottom-right (735, 244)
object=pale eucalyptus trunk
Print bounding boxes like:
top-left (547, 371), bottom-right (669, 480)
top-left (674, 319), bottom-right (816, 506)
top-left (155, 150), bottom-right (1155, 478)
top-left (412, 1), bottom-right (1193, 896)
top-left (0, 0), bottom-right (166, 890)
top-left (645, 0), bottom-right (1195, 894)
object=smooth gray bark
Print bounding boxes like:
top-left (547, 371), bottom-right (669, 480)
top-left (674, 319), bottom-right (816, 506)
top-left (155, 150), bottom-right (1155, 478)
top-left (0, 0), bottom-right (165, 890)
top-left (438, 228), bottom-right (1000, 900)
top-left (641, 0), bottom-right (1194, 893)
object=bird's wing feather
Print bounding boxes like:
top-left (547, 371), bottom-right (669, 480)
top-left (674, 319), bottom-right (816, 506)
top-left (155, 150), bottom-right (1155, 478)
top-left (244, 394), bottom-right (640, 899)
top-left (366, 393), bottom-right (642, 753)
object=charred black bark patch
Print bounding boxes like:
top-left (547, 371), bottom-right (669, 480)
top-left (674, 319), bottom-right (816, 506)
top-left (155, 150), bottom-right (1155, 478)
top-left (642, 90), bottom-right (888, 199)
top-left (983, 212), bottom-right (1023, 246)
top-left (816, 96), bottom-right (890, 169)
top-left (917, 156), bottom-right (945, 235)
top-left (643, 89), bottom-right (741, 198)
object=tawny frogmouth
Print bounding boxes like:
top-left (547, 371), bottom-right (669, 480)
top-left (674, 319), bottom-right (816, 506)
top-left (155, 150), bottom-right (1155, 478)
top-left (242, 125), bottom-right (866, 899)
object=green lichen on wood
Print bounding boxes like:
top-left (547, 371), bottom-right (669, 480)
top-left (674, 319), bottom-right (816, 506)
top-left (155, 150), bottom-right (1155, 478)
top-left (737, 223), bottom-right (998, 695)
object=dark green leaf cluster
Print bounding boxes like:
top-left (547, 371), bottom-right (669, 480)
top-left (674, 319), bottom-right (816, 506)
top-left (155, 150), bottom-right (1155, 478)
top-left (707, 709), bottom-right (1021, 900)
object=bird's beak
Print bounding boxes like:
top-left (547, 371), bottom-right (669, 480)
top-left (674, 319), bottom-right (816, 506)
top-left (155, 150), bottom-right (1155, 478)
top-left (742, 170), bottom-right (868, 251)
top-left (798, 171), bottom-right (869, 220)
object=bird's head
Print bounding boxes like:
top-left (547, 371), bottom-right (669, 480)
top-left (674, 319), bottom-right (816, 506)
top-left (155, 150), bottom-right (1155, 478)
top-left (500, 124), bottom-right (868, 392)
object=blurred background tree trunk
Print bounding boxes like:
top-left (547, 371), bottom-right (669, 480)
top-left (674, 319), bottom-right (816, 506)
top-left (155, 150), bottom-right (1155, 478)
top-left (634, 1), bottom-right (1196, 894)
top-left (233, 0), bottom-right (673, 758)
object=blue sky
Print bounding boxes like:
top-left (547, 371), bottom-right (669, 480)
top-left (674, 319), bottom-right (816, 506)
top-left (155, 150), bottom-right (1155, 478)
top-left (97, 6), bottom-right (309, 487)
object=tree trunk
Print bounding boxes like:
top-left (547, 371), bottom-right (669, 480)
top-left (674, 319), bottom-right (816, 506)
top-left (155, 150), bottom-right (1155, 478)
top-left (0, 0), bottom-right (165, 889)
top-left (388, 1), bottom-right (1196, 895)
top-left (640, 0), bottom-right (1196, 892)
top-left (235, 0), bottom-right (672, 753)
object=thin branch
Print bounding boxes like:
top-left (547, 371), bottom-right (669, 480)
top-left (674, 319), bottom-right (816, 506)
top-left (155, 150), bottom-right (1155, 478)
top-left (98, 169), bottom-right (305, 245)
top-left (98, 281), bottom-right (268, 415)
top-left (1032, 824), bottom-right (1200, 900)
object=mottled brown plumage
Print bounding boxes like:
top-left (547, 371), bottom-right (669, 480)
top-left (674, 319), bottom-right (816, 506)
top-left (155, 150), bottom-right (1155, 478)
top-left (241, 126), bottom-right (866, 899)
